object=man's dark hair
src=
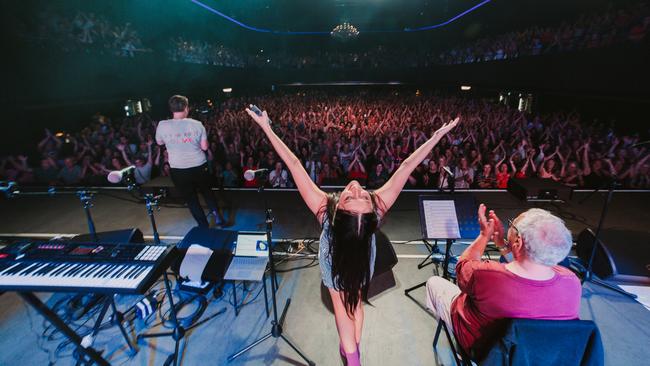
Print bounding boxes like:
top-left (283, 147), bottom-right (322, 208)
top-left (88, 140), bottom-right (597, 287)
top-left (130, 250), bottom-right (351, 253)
top-left (168, 95), bottom-right (189, 113)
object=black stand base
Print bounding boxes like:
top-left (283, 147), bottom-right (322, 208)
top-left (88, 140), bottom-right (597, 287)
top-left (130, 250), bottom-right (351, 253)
top-left (137, 272), bottom-right (226, 366)
top-left (417, 239), bottom-right (441, 270)
top-left (405, 239), bottom-right (454, 312)
top-left (228, 299), bottom-right (315, 366)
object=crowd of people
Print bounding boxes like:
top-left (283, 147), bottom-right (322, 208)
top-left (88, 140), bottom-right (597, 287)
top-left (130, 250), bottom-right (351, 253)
top-left (2, 91), bottom-right (648, 190)
top-left (167, 37), bottom-right (247, 67)
top-left (167, 2), bottom-right (648, 68)
top-left (28, 10), bottom-right (146, 57)
top-left (438, 1), bottom-right (649, 65)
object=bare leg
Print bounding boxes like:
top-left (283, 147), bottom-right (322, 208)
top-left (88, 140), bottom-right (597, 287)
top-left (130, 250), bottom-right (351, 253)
top-left (353, 301), bottom-right (364, 345)
top-left (328, 288), bottom-right (358, 353)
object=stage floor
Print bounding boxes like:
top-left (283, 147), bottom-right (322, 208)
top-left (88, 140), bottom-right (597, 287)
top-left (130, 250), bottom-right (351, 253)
top-left (0, 190), bottom-right (649, 365)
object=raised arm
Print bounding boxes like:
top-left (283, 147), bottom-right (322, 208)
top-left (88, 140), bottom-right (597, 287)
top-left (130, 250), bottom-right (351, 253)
top-left (375, 117), bottom-right (460, 211)
top-left (37, 130), bottom-right (52, 151)
top-left (246, 108), bottom-right (326, 218)
top-left (558, 150), bottom-right (566, 178)
top-left (582, 142), bottom-right (591, 176)
top-left (146, 140), bottom-right (153, 165)
top-left (117, 144), bottom-right (133, 166)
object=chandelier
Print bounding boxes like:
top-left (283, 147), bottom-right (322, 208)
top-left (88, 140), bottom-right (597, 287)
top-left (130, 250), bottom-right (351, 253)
top-left (330, 22), bottom-right (359, 41)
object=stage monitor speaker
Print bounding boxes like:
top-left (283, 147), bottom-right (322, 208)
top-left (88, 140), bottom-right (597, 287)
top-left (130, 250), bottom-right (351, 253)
top-left (374, 231), bottom-right (397, 276)
top-left (508, 178), bottom-right (572, 202)
top-left (71, 228), bottom-right (144, 244)
top-left (576, 228), bottom-right (650, 285)
top-left (171, 226), bottom-right (236, 283)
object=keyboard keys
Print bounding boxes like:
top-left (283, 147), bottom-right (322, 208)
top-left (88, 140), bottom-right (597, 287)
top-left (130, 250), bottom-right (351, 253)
top-left (0, 244), bottom-right (168, 293)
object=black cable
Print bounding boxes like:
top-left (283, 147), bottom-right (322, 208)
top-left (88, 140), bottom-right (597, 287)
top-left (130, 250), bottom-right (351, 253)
top-left (227, 281), bottom-right (265, 307)
top-left (274, 257), bottom-right (319, 273)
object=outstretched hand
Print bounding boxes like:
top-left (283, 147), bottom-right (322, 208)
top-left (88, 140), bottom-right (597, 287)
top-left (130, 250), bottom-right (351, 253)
top-left (245, 108), bottom-right (271, 129)
top-left (433, 117), bottom-right (460, 140)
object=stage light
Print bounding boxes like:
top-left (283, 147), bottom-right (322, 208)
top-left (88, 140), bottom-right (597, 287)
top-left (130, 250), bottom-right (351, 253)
top-left (223, 88), bottom-right (232, 93)
top-left (461, 85), bottom-right (472, 91)
top-left (55, 132), bottom-right (64, 137)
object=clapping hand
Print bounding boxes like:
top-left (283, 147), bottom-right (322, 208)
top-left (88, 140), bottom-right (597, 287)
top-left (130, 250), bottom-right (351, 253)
top-left (477, 203), bottom-right (495, 240)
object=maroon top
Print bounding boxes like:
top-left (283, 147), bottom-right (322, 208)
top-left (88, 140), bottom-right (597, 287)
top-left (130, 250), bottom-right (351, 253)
top-left (451, 258), bottom-right (581, 355)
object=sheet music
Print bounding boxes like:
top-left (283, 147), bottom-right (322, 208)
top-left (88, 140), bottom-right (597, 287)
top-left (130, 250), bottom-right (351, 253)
top-left (421, 200), bottom-right (461, 239)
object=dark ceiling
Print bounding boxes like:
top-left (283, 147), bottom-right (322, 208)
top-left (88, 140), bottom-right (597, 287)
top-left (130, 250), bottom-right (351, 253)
top-left (3, 0), bottom-right (628, 51)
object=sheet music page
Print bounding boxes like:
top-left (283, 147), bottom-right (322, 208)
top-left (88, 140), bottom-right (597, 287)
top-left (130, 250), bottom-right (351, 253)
top-left (422, 200), bottom-right (461, 239)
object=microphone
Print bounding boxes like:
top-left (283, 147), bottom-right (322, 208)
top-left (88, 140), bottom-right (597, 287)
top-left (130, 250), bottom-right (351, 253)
top-left (244, 168), bottom-right (269, 181)
top-left (249, 104), bottom-right (272, 125)
top-left (442, 166), bottom-right (455, 178)
top-left (632, 140), bottom-right (650, 148)
top-left (0, 181), bottom-right (17, 197)
top-left (107, 166), bottom-right (135, 184)
top-left (0, 181), bottom-right (16, 192)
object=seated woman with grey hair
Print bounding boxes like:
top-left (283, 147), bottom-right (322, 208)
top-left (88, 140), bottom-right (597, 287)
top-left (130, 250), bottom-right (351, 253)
top-left (425, 205), bottom-right (581, 358)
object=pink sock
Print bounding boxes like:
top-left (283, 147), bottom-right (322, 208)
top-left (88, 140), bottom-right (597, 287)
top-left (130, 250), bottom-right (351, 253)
top-left (344, 348), bottom-right (361, 366)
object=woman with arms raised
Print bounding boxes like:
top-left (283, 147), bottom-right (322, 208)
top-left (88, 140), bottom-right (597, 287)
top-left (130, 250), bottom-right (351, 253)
top-left (245, 107), bottom-right (459, 366)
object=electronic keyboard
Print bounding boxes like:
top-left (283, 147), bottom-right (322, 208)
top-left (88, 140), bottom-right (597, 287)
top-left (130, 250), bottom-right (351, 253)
top-left (0, 241), bottom-right (177, 294)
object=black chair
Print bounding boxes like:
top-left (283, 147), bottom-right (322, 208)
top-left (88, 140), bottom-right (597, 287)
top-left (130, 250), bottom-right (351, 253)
top-left (433, 320), bottom-right (473, 365)
top-left (433, 318), bottom-right (604, 366)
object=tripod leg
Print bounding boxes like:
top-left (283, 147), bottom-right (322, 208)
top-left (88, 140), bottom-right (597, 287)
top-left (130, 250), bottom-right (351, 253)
top-left (280, 334), bottom-right (316, 366)
top-left (227, 332), bottom-right (273, 361)
top-left (263, 273), bottom-right (269, 318)
top-left (185, 307), bottom-right (226, 332)
top-left (91, 298), bottom-right (111, 338)
top-left (173, 336), bottom-right (180, 366)
top-left (110, 298), bottom-right (137, 354)
top-left (162, 272), bottom-right (181, 326)
top-left (404, 281), bottom-right (435, 316)
top-left (279, 298), bottom-right (291, 327)
top-left (416, 250), bottom-right (435, 269)
top-left (404, 281), bottom-right (426, 295)
top-left (233, 281), bottom-right (239, 316)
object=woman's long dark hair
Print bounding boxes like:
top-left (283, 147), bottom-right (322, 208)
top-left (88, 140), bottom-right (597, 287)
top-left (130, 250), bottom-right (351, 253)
top-left (320, 192), bottom-right (384, 316)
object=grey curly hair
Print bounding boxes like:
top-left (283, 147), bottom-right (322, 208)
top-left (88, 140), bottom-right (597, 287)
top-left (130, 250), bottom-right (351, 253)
top-left (515, 208), bottom-right (572, 266)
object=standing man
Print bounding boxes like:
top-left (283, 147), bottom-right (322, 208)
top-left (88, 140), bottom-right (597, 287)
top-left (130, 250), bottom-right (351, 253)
top-left (156, 95), bottom-right (224, 227)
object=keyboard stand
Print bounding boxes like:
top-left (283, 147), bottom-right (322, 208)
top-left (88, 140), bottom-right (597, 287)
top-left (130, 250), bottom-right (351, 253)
top-left (18, 292), bottom-right (110, 366)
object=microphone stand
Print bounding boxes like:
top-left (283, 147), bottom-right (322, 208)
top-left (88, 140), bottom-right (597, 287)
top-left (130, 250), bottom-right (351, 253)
top-left (228, 175), bottom-right (315, 365)
top-left (2, 184), bottom-right (99, 241)
top-left (134, 181), bottom-right (226, 366)
top-left (579, 176), bottom-right (636, 298)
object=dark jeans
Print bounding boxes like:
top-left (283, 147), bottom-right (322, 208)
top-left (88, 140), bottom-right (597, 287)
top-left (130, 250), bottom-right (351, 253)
top-left (170, 163), bottom-right (221, 227)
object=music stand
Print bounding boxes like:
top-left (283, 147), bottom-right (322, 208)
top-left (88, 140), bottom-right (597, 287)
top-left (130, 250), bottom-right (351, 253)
top-left (404, 196), bottom-right (462, 309)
